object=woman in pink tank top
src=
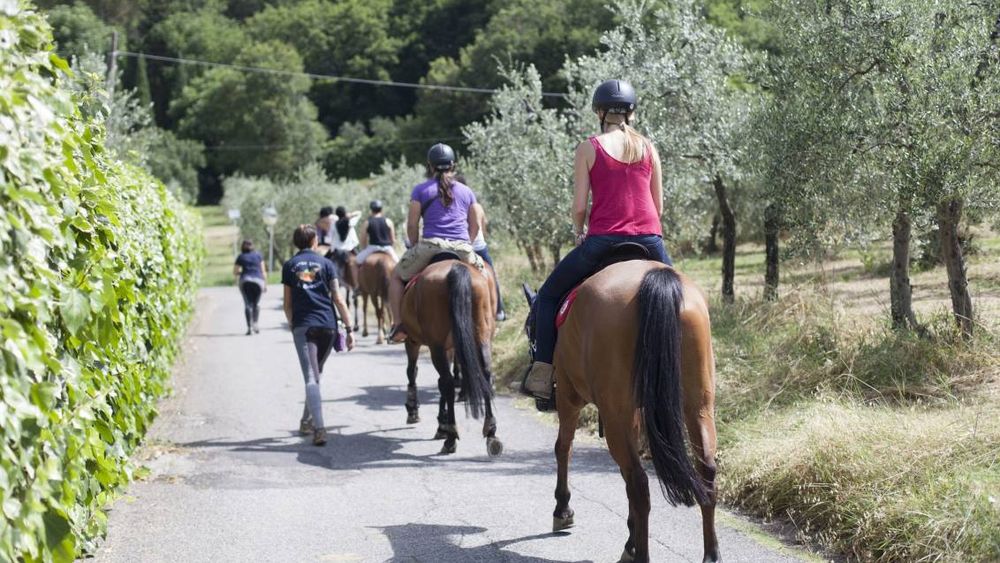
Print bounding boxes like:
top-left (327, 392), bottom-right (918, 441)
top-left (523, 79), bottom-right (673, 401)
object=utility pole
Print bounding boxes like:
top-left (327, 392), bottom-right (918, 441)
top-left (105, 31), bottom-right (119, 94)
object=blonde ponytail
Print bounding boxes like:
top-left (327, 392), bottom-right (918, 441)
top-left (619, 122), bottom-right (646, 163)
top-left (604, 113), bottom-right (647, 163)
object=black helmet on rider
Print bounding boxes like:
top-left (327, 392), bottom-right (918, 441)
top-left (427, 143), bottom-right (456, 171)
top-left (592, 79), bottom-right (637, 115)
top-left (369, 200), bottom-right (383, 213)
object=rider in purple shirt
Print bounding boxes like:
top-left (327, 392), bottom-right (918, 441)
top-left (387, 143), bottom-right (485, 343)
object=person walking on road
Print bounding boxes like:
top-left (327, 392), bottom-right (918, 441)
top-left (522, 79), bottom-right (672, 401)
top-left (356, 200), bottom-right (399, 264)
top-left (234, 239), bottom-right (267, 335)
top-left (282, 224), bottom-right (356, 446)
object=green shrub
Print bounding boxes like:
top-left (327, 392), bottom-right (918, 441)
top-left (0, 4), bottom-right (202, 561)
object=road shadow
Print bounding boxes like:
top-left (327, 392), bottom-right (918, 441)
top-left (178, 425), bottom-right (620, 478)
top-left (329, 385), bottom-right (438, 412)
top-left (376, 523), bottom-right (592, 563)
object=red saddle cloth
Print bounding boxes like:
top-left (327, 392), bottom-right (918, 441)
top-left (555, 286), bottom-right (582, 329)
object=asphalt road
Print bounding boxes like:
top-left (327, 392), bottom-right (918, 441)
top-left (91, 286), bottom-right (809, 563)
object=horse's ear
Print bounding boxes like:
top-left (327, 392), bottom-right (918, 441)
top-left (522, 283), bottom-right (537, 305)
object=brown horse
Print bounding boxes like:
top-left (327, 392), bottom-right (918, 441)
top-left (523, 260), bottom-right (719, 563)
top-left (358, 251), bottom-right (396, 344)
top-left (329, 250), bottom-right (361, 330)
top-left (401, 258), bottom-right (502, 456)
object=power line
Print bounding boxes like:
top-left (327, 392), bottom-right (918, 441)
top-left (203, 137), bottom-right (465, 151)
top-left (115, 51), bottom-right (568, 99)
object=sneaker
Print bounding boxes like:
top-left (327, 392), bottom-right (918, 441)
top-left (312, 428), bottom-right (327, 446)
top-left (299, 419), bottom-right (314, 436)
top-left (522, 361), bottom-right (555, 400)
top-left (252, 323), bottom-right (260, 334)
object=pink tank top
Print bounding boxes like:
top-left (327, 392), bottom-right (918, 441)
top-left (586, 136), bottom-right (662, 237)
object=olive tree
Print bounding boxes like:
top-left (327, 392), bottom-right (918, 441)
top-left (464, 66), bottom-right (577, 271)
top-left (759, 0), bottom-right (1000, 335)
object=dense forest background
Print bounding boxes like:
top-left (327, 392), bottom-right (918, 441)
top-left (37, 0), bottom-right (769, 203)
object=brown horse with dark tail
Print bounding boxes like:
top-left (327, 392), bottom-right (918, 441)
top-left (358, 252), bottom-right (396, 343)
top-left (524, 260), bottom-right (719, 563)
top-left (402, 258), bottom-right (502, 456)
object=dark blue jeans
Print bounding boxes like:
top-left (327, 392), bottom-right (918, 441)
top-left (534, 234), bottom-right (672, 364)
top-left (475, 246), bottom-right (505, 315)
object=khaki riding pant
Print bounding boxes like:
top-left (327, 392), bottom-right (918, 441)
top-left (395, 238), bottom-right (484, 281)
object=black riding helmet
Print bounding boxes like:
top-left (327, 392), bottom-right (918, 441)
top-left (427, 143), bottom-right (456, 171)
top-left (592, 79), bottom-right (637, 115)
top-left (369, 199), bottom-right (383, 212)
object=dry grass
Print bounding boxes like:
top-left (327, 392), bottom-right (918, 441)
top-left (721, 401), bottom-right (1000, 562)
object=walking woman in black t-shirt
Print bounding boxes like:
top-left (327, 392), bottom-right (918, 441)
top-left (282, 224), bottom-right (356, 446)
top-left (234, 240), bottom-right (267, 335)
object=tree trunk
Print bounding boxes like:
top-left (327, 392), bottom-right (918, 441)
top-left (525, 241), bottom-right (540, 273)
top-left (937, 198), bottom-right (974, 337)
top-left (713, 174), bottom-right (736, 304)
top-left (705, 213), bottom-right (720, 254)
top-left (890, 208), bottom-right (919, 330)
top-left (763, 203), bottom-right (780, 301)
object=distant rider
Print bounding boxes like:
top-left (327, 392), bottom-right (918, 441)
top-left (522, 80), bottom-right (672, 401)
top-left (356, 200), bottom-right (399, 264)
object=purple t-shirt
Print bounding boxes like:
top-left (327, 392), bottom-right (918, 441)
top-left (411, 178), bottom-right (477, 241)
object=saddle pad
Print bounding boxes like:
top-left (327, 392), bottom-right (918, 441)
top-left (555, 286), bottom-right (582, 329)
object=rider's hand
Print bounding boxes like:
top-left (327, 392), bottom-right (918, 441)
top-left (575, 233), bottom-right (587, 246)
top-left (346, 332), bottom-right (356, 351)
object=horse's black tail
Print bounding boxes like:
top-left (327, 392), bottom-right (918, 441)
top-left (635, 267), bottom-right (709, 507)
top-left (447, 263), bottom-right (489, 419)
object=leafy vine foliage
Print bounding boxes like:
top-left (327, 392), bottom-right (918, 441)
top-left (0, 4), bottom-right (202, 561)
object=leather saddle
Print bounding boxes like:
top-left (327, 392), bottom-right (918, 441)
top-left (555, 242), bottom-right (651, 328)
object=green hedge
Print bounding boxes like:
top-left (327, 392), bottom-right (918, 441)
top-left (0, 4), bottom-right (203, 561)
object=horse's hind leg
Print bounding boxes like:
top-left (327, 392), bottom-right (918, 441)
top-left (362, 293), bottom-right (369, 338)
top-left (480, 342), bottom-right (502, 457)
top-left (431, 346), bottom-right (459, 453)
top-left (605, 420), bottom-right (650, 563)
top-left (351, 288), bottom-right (360, 332)
top-left (404, 340), bottom-right (420, 424)
top-left (682, 319), bottom-right (720, 563)
top-left (373, 294), bottom-right (385, 344)
top-left (552, 375), bottom-right (582, 530)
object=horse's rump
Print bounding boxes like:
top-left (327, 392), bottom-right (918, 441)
top-left (402, 260), bottom-right (494, 348)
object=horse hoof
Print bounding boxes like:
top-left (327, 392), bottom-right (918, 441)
top-left (618, 547), bottom-right (636, 563)
top-left (362, 330), bottom-right (369, 337)
top-left (433, 429), bottom-right (447, 440)
top-left (486, 437), bottom-right (503, 457)
top-left (702, 551), bottom-right (722, 563)
top-left (440, 441), bottom-right (457, 454)
top-left (376, 337), bottom-right (384, 345)
top-left (352, 325), bottom-right (359, 332)
top-left (552, 514), bottom-right (574, 532)
top-left (406, 414), bottom-right (420, 424)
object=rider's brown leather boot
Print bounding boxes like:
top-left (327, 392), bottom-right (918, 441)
top-left (523, 361), bottom-right (554, 400)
